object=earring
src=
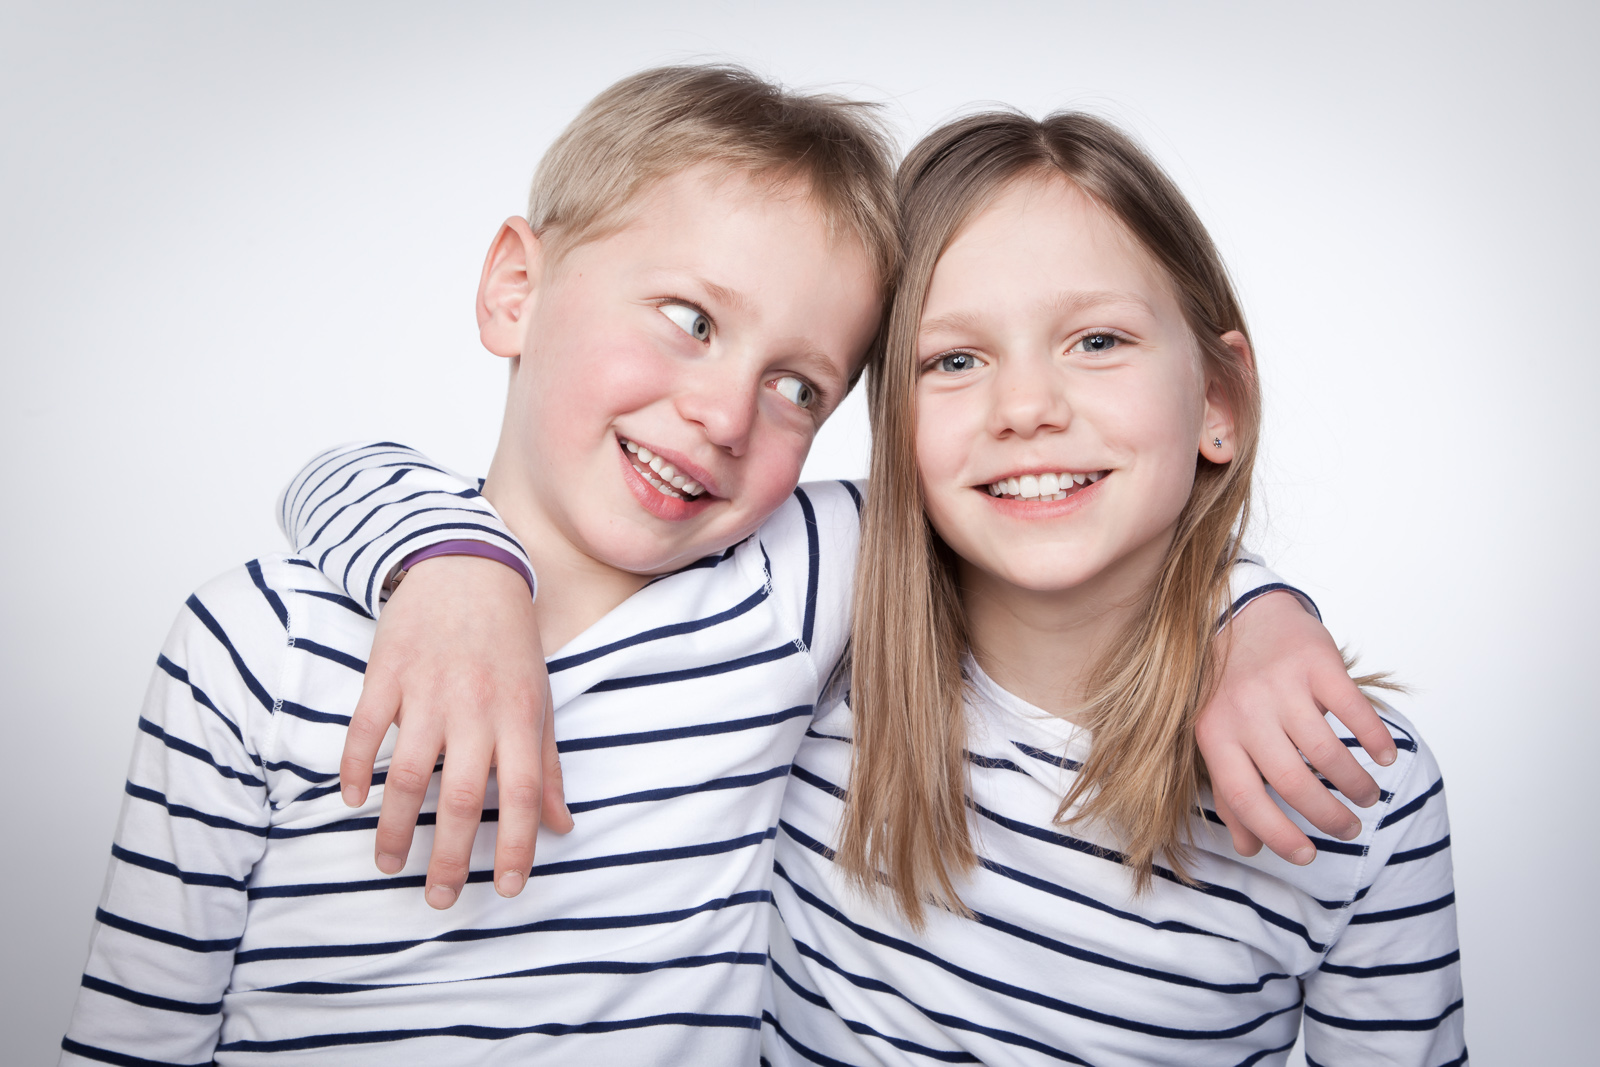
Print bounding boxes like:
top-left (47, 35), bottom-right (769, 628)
top-left (1212, 436), bottom-right (1223, 449)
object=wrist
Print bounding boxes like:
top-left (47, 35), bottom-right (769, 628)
top-left (387, 540), bottom-right (536, 600)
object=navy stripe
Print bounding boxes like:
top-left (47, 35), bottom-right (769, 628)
top-left (966, 752), bottom-right (1026, 772)
top-left (837, 479), bottom-right (863, 513)
top-left (967, 801), bottom-right (1329, 952)
top-left (1302, 997), bottom-right (1464, 1032)
top-left (246, 559), bottom-right (288, 627)
top-left (284, 558), bottom-right (317, 568)
top-left (357, 519), bottom-right (525, 611)
top-left (1319, 949), bottom-right (1460, 978)
top-left (277, 699), bottom-right (351, 726)
top-left (80, 973), bottom-right (221, 1015)
top-left (548, 586), bottom-right (769, 673)
top-left (778, 869), bottom-right (1296, 1041)
top-left (1347, 891), bottom-right (1455, 925)
top-left (1225, 581), bottom-right (1321, 625)
top-left (295, 638), bottom-right (367, 674)
top-left (585, 642), bottom-right (799, 693)
top-left (765, 1001), bottom-right (986, 1065)
top-left (183, 594), bottom-right (275, 714)
top-left (1377, 776), bottom-right (1444, 829)
top-left (136, 716), bottom-right (264, 788)
top-left (110, 844), bottom-right (248, 891)
top-left (296, 446), bottom-right (438, 535)
top-left (266, 951), bottom-right (765, 994)
top-left (249, 828), bottom-right (777, 899)
top-left (559, 703), bottom-right (811, 753)
top-left (124, 781), bottom-right (267, 837)
top-left (1388, 834), bottom-right (1451, 865)
top-left (236, 889), bottom-right (769, 963)
top-left (217, 1013), bottom-right (760, 1053)
top-left (289, 443), bottom-right (413, 533)
top-left (292, 587), bottom-right (371, 617)
top-left (794, 486), bottom-right (821, 648)
top-left (1010, 740), bottom-right (1082, 771)
top-left (59, 1037), bottom-right (210, 1067)
top-left (567, 764), bottom-right (792, 815)
top-left (93, 907), bottom-right (241, 953)
top-left (155, 654), bottom-right (253, 757)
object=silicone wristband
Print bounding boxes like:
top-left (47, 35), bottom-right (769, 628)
top-left (389, 540), bottom-right (536, 600)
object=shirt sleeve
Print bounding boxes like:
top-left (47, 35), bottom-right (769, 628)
top-left (61, 565), bottom-right (280, 1067)
top-left (1301, 714), bottom-right (1467, 1066)
top-left (758, 480), bottom-right (865, 692)
top-left (275, 441), bottom-right (531, 616)
top-left (1225, 550), bottom-right (1321, 625)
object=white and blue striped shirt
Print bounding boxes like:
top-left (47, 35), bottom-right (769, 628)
top-left (63, 445), bottom-right (863, 1066)
top-left (763, 660), bottom-right (1465, 1066)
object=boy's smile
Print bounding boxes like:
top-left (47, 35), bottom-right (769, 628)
top-left (478, 163), bottom-right (881, 638)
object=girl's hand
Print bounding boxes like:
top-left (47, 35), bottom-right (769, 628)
top-left (340, 554), bottom-right (572, 908)
top-left (1197, 591), bottom-right (1398, 865)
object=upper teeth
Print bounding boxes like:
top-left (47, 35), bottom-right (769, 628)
top-left (987, 471), bottom-right (1103, 500)
top-left (622, 438), bottom-right (703, 498)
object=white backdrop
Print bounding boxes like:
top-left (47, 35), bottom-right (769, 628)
top-left (4, 2), bottom-right (1594, 1062)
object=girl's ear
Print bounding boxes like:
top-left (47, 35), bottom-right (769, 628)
top-left (1199, 330), bottom-right (1253, 464)
top-left (476, 217), bottom-right (544, 359)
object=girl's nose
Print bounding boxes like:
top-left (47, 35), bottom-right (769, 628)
top-left (989, 351), bottom-right (1071, 439)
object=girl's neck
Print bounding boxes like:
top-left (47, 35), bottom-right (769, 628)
top-left (959, 537), bottom-right (1169, 723)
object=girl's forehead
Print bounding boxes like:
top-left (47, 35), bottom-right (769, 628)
top-left (926, 176), bottom-right (1176, 315)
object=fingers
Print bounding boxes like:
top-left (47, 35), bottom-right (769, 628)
top-left (341, 668), bottom-right (401, 808)
top-left (1209, 788), bottom-right (1263, 858)
top-left (373, 720), bottom-right (442, 877)
top-left (425, 730), bottom-right (495, 910)
top-left (1315, 665), bottom-right (1398, 770)
top-left (1205, 743), bottom-right (1318, 865)
top-left (540, 678), bottom-right (573, 836)
top-left (1284, 703), bottom-right (1381, 808)
top-left (490, 729), bottom-right (542, 900)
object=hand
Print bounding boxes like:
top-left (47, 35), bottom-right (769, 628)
top-left (340, 554), bottom-right (572, 908)
top-left (1196, 591), bottom-right (1398, 865)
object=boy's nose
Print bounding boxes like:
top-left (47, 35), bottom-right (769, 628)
top-left (677, 375), bottom-right (758, 456)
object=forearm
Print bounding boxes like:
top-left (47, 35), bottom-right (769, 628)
top-left (276, 441), bottom-right (529, 614)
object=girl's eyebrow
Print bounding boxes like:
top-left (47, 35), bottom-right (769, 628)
top-left (920, 289), bottom-right (1156, 338)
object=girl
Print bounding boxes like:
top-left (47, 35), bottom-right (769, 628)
top-left (762, 112), bottom-right (1463, 1065)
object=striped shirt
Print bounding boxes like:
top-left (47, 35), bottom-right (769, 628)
top-left (62, 455), bottom-right (863, 1064)
top-left (763, 660), bottom-right (1465, 1066)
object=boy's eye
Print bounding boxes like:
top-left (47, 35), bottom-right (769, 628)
top-left (1071, 332), bottom-right (1121, 355)
top-left (661, 303), bottom-right (712, 342)
top-left (934, 352), bottom-right (982, 374)
top-left (771, 375), bottom-right (815, 409)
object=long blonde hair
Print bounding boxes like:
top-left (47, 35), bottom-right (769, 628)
top-left (839, 111), bottom-right (1262, 923)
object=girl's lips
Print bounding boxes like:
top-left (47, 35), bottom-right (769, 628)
top-left (617, 443), bottom-right (716, 522)
top-left (978, 471), bottom-right (1107, 517)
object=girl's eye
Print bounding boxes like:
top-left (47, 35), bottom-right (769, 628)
top-left (771, 375), bottom-right (815, 410)
top-left (934, 352), bottom-right (982, 374)
top-left (660, 303), bottom-right (712, 342)
top-left (1072, 332), bottom-right (1121, 355)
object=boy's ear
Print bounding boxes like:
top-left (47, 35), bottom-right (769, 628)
top-left (477, 217), bottom-right (544, 359)
top-left (1199, 330), bottom-right (1253, 464)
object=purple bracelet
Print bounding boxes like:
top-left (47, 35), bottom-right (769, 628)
top-left (389, 540), bottom-right (536, 600)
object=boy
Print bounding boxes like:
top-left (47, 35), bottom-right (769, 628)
top-left (64, 65), bottom-right (1387, 1065)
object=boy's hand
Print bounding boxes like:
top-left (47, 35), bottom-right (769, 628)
top-left (1197, 590), bottom-right (1398, 865)
top-left (340, 555), bottom-right (572, 908)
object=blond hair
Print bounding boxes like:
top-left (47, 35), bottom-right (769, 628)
top-left (527, 64), bottom-right (899, 303)
top-left (840, 111), bottom-right (1263, 924)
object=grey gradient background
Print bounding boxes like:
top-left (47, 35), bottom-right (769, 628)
top-left (4, 2), bottom-right (1595, 1062)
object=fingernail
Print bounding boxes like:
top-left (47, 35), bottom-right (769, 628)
top-left (1289, 846), bottom-right (1315, 866)
top-left (1377, 748), bottom-right (1396, 767)
top-left (496, 870), bottom-right (525, 897)
top-left (375, 852), bottom-right (404, 875)
top-left (426, 883), bottom-right (459, 909)
top-left (341, 784), bottom-right (361, 807)
top-left (1336, 821), bottom-right (1361, 841)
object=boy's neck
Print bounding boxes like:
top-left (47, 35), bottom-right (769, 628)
top-left (960, 540), bottom-right (1169, 724)
top-left (480, 468), bottom-right (653, 655)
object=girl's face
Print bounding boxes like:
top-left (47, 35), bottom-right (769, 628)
top-left (915, 175), bottom-right (1237, 605)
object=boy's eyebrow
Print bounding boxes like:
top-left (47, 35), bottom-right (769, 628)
top-left (920, 289), bottom-right (1156, 337)
top-left (698, 278), bottom-right (752, 315)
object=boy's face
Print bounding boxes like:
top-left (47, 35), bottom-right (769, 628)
top-left (484, 164), bottom-right (882, 580)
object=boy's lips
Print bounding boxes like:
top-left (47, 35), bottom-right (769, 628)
top-left (617, 435), bottom-right (719, 499)
top-left (615, 435), bottom-right (721, 521)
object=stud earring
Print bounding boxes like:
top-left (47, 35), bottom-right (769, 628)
top-left (1212, 436), bottom-right (1223, 449)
